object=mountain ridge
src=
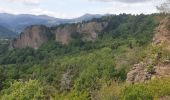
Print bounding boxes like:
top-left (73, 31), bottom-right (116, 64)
top-left (0, 13), bottom-right (106, 38)
top-left (12, 21), bottom-right (108, 49)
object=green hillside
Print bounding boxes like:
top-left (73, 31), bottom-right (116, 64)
top-left (0, 14), bottom-right (170, 100)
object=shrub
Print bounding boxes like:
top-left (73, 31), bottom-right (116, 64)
top-left (0, 80), bottom-right (45, 100)
top-left (121, 78), bottom-right (170, 100)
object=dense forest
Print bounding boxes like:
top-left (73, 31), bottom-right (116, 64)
top-left (0, 14), bottom-right (170, 100)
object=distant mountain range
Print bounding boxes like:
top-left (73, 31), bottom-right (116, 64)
top-left (0, 25), bottom-right (16, 38)
top-left (0, 13), bottom-right (105, 38)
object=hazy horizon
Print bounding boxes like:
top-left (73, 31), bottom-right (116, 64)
top-left (0, 0), bottom-right (165, 19)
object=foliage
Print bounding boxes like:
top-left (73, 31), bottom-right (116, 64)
top-left (0, 14), bottom-right (160, 99)
top-left (121, 78), bottom-right (170, 100)
top-left (93, 80), bottom-right (123, 100)
top-left (0, 80), bottom-right (45, 100)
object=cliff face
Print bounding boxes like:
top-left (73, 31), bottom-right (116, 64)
top-left (53, 22), bottom-right (108, 44)
top-left (12, 21), bottom-right (108, 49)
top-left (52, 25), bottom-right (77, 44)
top-left (13, 25), bottom-right (51, 49)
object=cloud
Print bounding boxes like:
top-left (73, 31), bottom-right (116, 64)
top-left (92, 0), bottom-right (163, 14)
top-left (29, 8), bottom-right (68, 18)
top-left (89, 0), bottom-right (149, 3)
top-left (10, 0), bottom-right (40, 5)
top-left (0, 6), bottom-right (68, 18)
top-left (0, 0), bottom-right (165, 18)
top-left (0, 7), bottom-right (19, 14)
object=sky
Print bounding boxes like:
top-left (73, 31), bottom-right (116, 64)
top-left (0, 0), bottom-right (166, 19)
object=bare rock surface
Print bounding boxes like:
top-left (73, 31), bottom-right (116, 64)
top-left (53, 22), bottom-right (108, 44)
top-left (12, 25), bottom-right (51, 49)
top-left (153, 17), bottom-right (170, 50)
top-left (12, 21), bottom-right (108, 48)
top-left (60, 69), bottom-right (74, 91)
top-left (126, 62), bottom-right (153, 84)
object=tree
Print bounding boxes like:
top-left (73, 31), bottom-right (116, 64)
top-left (0, 80), bottom-right (45, 100)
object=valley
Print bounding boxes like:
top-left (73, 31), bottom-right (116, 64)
top-left (1, 0), bottom-right (170, 99)
top-left (0, 14), bottom-right (170, 100)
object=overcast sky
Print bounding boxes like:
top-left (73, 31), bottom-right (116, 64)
top-left (0, 0), bottom-right (165, 18)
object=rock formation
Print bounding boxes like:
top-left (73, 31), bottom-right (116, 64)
top-left (60, 69), bottom-right (74, 91)
top-left (153, 16), bottom-right (170, 49)
top-left (126, 60), bottom-right (158, 84)
top-left (12, 25), bottom-right (51, 49)
top-left (52, 22), bottom-right (108, 44)
top-left (127, 17), bottom-right (170, 84)
top-left (126, 62), bottom-right (152, 84)
top-left (12, 21), bottom-right (108, 48)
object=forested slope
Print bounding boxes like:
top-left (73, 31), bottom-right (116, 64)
top-left (0, 14), bottom-right (170, 100)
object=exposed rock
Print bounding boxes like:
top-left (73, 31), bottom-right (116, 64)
top-left (153, 16), bottom-right (170, 50)
top-left (126, 55), bottom-right (170, 84)
top-left (155, 63), bottom-right (170, 77)
top-left (126, 62), bottom-right (154, 84)
top-left (52, 22), bottom-right (108, 44)
top-left (12, 25), bottom-right (51, 49)
top-left (60, 69), bottom-right (73, 91)
top-left (152, 17), bottom-right (170, 78)
top-left (127, 17), bottom-right (170, 84)
top-left (77, 22), bottom-right (103, 41)
top-left (12, 21), bottom-right (108, 49)
top-left (52, 25), bottom-right (77, 44)
top-left (159, 96), bottom-right (170, 100)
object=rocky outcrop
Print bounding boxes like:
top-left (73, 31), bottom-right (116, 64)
top-left (12, 21), bottom-right (108, 49)
top-left (52, 25), bottom-right (77, 44)
top-left (126, 62), bottom-right (154, 84)
top-left (52, 22), bottom-right (108, 44)
top-left (153, 17), bottom-right (170, 49)
top-left (127, 17), bottom-right (170, 84)
top-left (12, 25), bottom-right (51, 49)
top-left (153, 17), bottom-right (170, 45)
top-left (155, 63), bottom-right (170, 77)
top-left (60, 69), bottom-right (73, 91)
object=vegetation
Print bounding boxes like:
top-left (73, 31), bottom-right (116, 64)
top-left (0, 80), bottom-right (45, 100)
top-left (121, 78), bottom-right (170, 100)
top-left (0, 14), bottom-right (169, 100)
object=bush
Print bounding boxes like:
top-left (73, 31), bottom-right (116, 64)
top-left (121, 78), bottom-right (170, 100)
top-left (0, 80), bottom-right (45, 100)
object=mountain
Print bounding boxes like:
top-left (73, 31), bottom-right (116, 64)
top-left (2, 14), bottom-right (170, 99)
top-left (70, 14), bottom-right (103, 23)
top-left (0, 25), bottom-right (17, 38)
top-left (0, 13), bottom-right (105, 38)
top-left (0, 13), bottom-right (65, 32)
